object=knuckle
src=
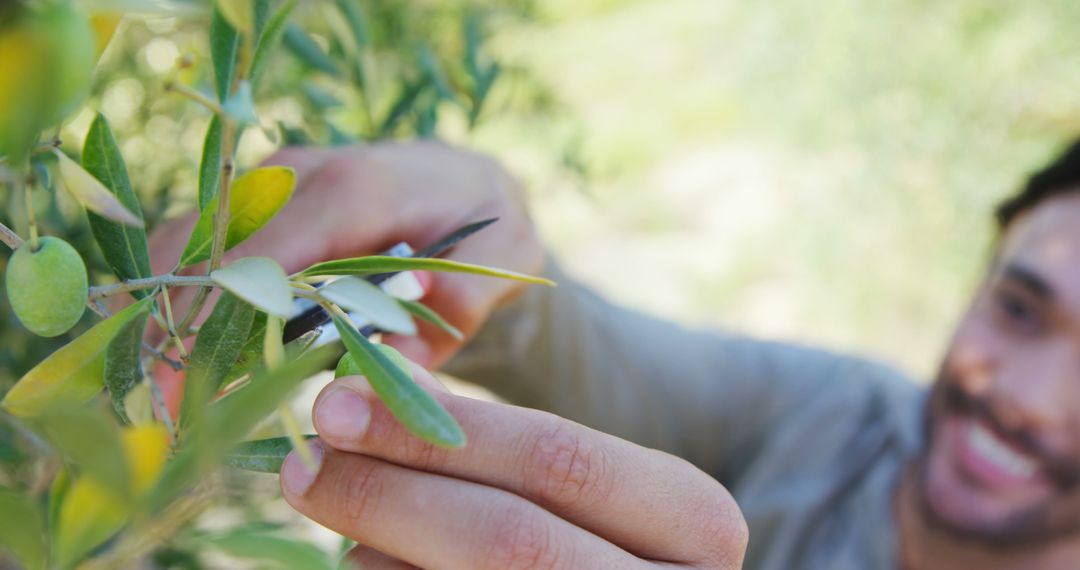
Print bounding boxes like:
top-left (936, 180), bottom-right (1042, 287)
top-left (400, 428), bottom-right (450, 472)
top-left (481, 504), bottom-right (561, 570)
top-left (522, 418), bottom-right (613, 512)
top-left (336, 459), bottom-right (384, 527)
top-left (309, 154), bottom-right (370, 194)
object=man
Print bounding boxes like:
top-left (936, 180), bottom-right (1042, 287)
top-left (151, 138), bottom-right (1080, 569)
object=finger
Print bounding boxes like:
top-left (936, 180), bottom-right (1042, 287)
top-left (343, 544), bottom-right (418, 570)
top-left (312, 366), bottom-right (745, 568)
top-left (267, 142), bottom-right (543, 368)
top-left (262, 146), bottom-right (343, 185)
top-left (280, 441), bottom-right (646, 570)
top-left (381, 331), bottom-right (435, 369)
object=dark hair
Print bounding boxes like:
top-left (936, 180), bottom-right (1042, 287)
top-left (996, 138), bottom-right (1080, 230)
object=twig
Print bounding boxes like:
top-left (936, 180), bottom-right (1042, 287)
top-left (88, 275), bottom-right (216, 301)
top-left (164, 81), bottom-right (223, 116)
top-left (146, 371), bottom-right (178, 447)
top-left (141, 342), bottom-right (183, 371)
top-left (160, 286), bottom-right (189, 360)
top-left (176, 23), bottom-right (251, 338)
top-left (0, 221), bottom-right (24, 250)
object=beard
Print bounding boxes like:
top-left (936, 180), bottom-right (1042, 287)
top-left (913, 377), bottom-right (1080, 549)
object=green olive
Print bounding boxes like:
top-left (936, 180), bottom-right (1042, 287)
top-left (7, 236), bottom-right (88, 337)
top-left (0, 1), bottom-right (95, 162)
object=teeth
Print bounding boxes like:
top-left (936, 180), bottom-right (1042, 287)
top-left (967, 421), bottom-right (1038, 479)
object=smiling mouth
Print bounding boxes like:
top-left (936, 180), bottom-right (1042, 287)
top-left (961, 417), bottom-right (1042, 485)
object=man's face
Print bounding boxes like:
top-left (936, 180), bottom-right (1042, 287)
top-left (920, 192), bottom-right (1080, 546)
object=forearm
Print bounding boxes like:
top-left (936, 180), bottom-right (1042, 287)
top-left (444, 256), bottom-right (733, 465)
top-left (443, 255), bottom-right (868, 478)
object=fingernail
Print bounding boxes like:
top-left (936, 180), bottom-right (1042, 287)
top-left (314, 383), bottom-right (371, 442)
top-left (281, 439), bottom-right (323, 497)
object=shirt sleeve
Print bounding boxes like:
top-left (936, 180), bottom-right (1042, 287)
top-left (441, 256), bottom-right (874, 484)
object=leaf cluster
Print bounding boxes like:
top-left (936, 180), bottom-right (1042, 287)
top-left (0, 1), bottom-right (551, 568)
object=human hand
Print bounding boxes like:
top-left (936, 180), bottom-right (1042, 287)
top-left (280, 360), bottom-right (748, 570)
top-left (147, 141), bottom-right (544, 370)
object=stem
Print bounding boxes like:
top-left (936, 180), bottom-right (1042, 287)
top-left (0, 221), bottom-right (24, 250)
top-left (175, 286), bottom-right (210, 337)
top-left (160, 287), bottom-right (189, 360)
top-left (88, 275), bottom-right (216, 301)
top-left (174, 122), bottom-right (235, 336)
top-left (22, 178), bottom-right (38, 251)
top-left (88, 300), bottom-right (111, 319)
top-left (176, 28), bottom-right (253, 337)
top-left (141, 342), bottom-right (183, 371)
top-left (146, 371), bottom-right (178, 447)
top-left (279, 403), bottom-right (317, 471)
top-left (164, 81), bottom-right (224, 116)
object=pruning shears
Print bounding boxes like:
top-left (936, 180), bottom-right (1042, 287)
top-left (281, 217), bottom-right (498, 344)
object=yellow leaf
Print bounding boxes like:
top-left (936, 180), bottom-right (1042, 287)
top-left (1, 297), bottom-right (153, 417)
top-left (217, 0), bottom-right (253, 35)
top-left (54, 424), bottom-right (169, 567)
top-left (54, 477), bottom-right (126, 568)
top-left (179, 166), bottom-right (296, 266)
top-left (54, 149), bottom-right (144, 228)
top-left (123, 424), bottom-right (170, 492)
top-left (90, 12), bottom-right (121, 57)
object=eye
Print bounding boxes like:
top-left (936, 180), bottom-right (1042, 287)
top-left (992, 288), bottom-right (1044, 336)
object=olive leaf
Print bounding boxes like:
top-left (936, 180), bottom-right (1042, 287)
top-left (223, 435), bottom-right (316, 473)
top-left (54, 149), bottom-right (142, 228)
top-left (0, 487), bottom-right (46, 570)
top-left (197, 116), bottom-right (224, 210)
top-left (216, 0), bottom-right (253, 35)
top-left (210, 5), bottom-right (241, 101)
top-left (1, 297), bottom-right (154, 417)
top-left (223, 327), bottom-right (319, 393)
top-left (335, 0), bottom-right (370, 51)
top-left (80, 113), bottom-right (153, 293)
top-left (250, 0), bottom-right (296, 87)
top-left (333, 316), bottom-right (465, 448)
top-left (299, 255), bottom-right (555, 286)
top-left (210, 257), bottom-right (293, 318)
top-left (418, 45), bottom-right (458, 105)
top-left (104, 309), bottom-right (149, 423)
top-left (219, 311), bottom-right (267, 387)
top-left (379, 79), bottom-right (427, 137)
top-left (201, 530), bottom-right (335, 570)
top-left (180, 292), bottom-right (257, 432)
top-left (319, 277), bottom-right (417, 335)
top-left (283, 23), bottom-right (341, 76)
top-left (54, 424), bottom-right (169, 568)
top-left (398, 299), bottom-right (463, 340)
top-left (180, 165), bottom-right (296, 266)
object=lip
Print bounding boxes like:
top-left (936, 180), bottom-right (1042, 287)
top-left (950, 415), bottom-right (1052, 492)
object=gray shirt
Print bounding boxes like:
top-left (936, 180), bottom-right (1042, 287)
top-left (444, 259), bottom-right (928, 569)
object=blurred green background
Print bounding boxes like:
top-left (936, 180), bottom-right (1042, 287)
top-left (61, 0), bottom-right (1080, 383)
top-left (5, 0), bottom-right (1080, 565)
top-left (468, 0), bottom-right (1080, 379)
